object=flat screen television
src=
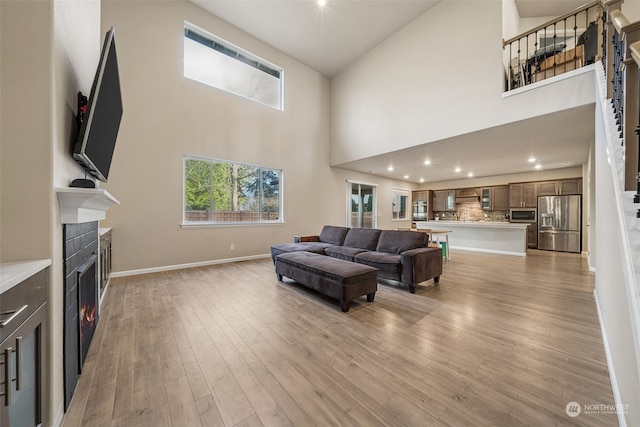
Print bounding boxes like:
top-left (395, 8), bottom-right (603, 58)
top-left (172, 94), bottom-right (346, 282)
top-left (73, 27), bottom-right (123, 184)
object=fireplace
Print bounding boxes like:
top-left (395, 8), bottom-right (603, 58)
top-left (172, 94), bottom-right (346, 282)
top-left (77, 254), bottom-right (98, 368)
top-left (62, 221), bottom-right (99, 409)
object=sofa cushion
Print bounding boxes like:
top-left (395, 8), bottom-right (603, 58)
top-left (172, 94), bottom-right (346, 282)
top-left (376, 230), bottom-right (427, 254)
top-left (270, 242), bottom-right (334, 262)
top-left (354, 251), bottom-right (402, 281)
top-left (343, 228), bottom-right (382, 251)
top-left (324, 245), bottom-right (369, 262)
top-left (318, 225), bottom-right (350, 245)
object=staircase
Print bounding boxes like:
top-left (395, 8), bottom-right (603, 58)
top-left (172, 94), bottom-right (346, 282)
top-left (593, 31), bottom-right (640, 427)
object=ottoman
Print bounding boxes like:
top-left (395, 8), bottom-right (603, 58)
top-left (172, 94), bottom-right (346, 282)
top-left (275, 251), bottom-right (377, 312)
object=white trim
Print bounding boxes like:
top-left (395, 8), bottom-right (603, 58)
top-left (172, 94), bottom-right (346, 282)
top-left (391, 187), bottom-right (410, 194)
top-left (449, 246), bottom-right (527, 257)
top-left (346, 179), bottom-right (378, 187)
top-left (110, 253), bottom-right (271, 278)
top-left (56, 187), bottom-right (120, 224)
top-left (52, 402), bottom-right (65, 427)
top-left (594, 289), bottom-right (627, 427)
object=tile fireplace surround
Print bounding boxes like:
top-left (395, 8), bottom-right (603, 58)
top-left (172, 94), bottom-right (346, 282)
top-left (62, 221), bottom-right (98, 409)
top-left (57, 187), bottom-right (119, 409)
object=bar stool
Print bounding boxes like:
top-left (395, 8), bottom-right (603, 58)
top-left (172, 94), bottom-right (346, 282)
top-left (429, 230), bottom-right (451, 260)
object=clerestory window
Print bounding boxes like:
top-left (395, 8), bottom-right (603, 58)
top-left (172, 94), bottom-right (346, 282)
top-left (183, 22), bottom-right (284, 110)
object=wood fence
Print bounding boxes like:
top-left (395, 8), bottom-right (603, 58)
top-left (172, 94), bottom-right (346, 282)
top-left (185, 211), bottom-right (279, 222)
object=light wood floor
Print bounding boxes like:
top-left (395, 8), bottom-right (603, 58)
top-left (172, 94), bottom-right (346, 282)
top-left (63, 250), bottom-right (617, 427)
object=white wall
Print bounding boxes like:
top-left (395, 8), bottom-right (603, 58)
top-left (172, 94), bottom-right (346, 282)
top-left (0, 0), bottom-right (53, 263)
top-left (1, 1), bottom-right (101, 425)
top-left (594, 71), bottom-right (640, 426)
top-left (501, 0), bottom-right (520, 40)
top-left (1, 2), bottom-right (57, 425)
top-left (623, 0), bottom-right (640, 22)
top-left (51, 1), bottom-right (101, 424)
top-left (330, 0), bottom-right (595, 167)
top-left (100, 0), bottom-right (413, 275)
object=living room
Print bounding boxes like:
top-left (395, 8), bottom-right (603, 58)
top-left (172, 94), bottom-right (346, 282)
top-left (1, 0), bottom-right (639, 426)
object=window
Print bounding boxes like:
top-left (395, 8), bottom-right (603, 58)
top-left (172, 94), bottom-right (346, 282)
top-left (347, 182), bottom-right (377, 228)
top-left (392, 189), bottom-right (409, 220)
top-left (183, 22), bottom-right (284, 110)
top-left (183, 156), bottom-right (282, 224)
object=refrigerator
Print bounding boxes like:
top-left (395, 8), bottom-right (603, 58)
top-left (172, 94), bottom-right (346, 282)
top-left (537, 195), bottom-right (581, 253)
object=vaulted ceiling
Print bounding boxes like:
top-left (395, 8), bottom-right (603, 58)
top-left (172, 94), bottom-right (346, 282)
top-left (189, 0), bottom-right (594, 184)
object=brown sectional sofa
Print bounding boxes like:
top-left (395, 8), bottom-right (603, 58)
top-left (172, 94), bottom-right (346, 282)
top-left (271, 225), bottom-right (442, 293)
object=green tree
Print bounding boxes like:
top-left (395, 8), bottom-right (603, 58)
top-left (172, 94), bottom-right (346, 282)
top-left (185, 159), bottom-right (212, 211)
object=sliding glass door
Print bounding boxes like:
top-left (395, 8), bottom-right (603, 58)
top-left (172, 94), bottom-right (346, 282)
top-left (348, 182), bottom-right (376, 228)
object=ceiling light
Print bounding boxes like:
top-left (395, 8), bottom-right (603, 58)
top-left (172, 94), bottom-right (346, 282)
top-left (387, 166), bottom-right (394, 172)
top-left (455, 167), bottom-right (461, 173)
top-left (404, 175), bottom-right (409, 179)
top-left (317, 0), bottom-right (327, 6)
top-left (424, 159), bottom-right (431, 166)
top-left (467, 172), bottom-right (474, 177)
top-left (419, 178), bottom-right (425, 183)
top-left (528, 157), bottom-right (536, 163)
top-left (534, 164), bottom-right (542, 170)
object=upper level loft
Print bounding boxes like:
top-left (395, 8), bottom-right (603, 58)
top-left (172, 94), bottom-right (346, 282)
top-left (503, 1), bottom-right (603, 91)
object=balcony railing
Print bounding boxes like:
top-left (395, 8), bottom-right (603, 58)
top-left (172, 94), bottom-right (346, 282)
top-left (504, 0), bottom-right (639, 214)
top-left (608, 6), bottom-right (640, 213)
top-left (503, 1), bottom-right (603, 90)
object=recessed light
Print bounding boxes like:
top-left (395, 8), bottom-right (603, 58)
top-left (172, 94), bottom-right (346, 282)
top-left (318, 0), bottom-right (327, 6)
top-left (467, 172), bottom-right (474, 177)
top-left (528, 157), bottom-right (536, 163)
top-left (404, 175), bottom-right (409, 179)
top-left (419, 178), bottom-right (425, 183)
top-left (387, 166), bottom-right (394, 172)
top-left (424, 159), bottom-right (431, 166)
top-left (455, 167), bottom-right (461, 173)
top-left (534, 164), bottom-right (542, 170)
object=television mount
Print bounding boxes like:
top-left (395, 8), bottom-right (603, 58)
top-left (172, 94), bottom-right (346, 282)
top-left (76, 91), bottom-right (88, 129)
top-left (71, 91), bottom-right (95, 188)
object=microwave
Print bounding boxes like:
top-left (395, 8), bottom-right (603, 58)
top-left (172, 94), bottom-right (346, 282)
top-left (510, 208), bottom-right (537, 222)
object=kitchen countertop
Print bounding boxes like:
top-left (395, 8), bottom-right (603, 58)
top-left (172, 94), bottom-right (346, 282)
top-left (414, 221), bottom-right (528, 256)
top-left (0, 259), bottom-right (51, 294)
top-left (415, 221), bottom-right (529, 229)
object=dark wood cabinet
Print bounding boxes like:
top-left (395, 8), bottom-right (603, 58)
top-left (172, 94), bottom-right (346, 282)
top-left (411, 190), bottom-right (430, 203)
top-left (432, 190), bottom-right (445, 211)
top-left (0, 265), bottom-right (48, 427)
top-left (537, 179), bottom-right (582, 196)
top-left (559, 179), bottom-right (582, 195)
top-left (481, 186), bottom-right (509, 211)
top-left (527, 223), bottom-right (538, 248)
top-left (99, 228), bottom-right (112, 302)
top-left (510, 182), bottom-right (537, 207)
top-left (433, 190), bottom-right (455, 211)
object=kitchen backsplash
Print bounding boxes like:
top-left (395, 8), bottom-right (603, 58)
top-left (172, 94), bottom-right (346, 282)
top-left (433, 202), bottom-right (510, 222)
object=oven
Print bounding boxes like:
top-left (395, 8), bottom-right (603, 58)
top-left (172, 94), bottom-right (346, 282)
top-left (413, 201), bottom-right (428, 220)
top-left (510, 208), bottom-right (537, 222)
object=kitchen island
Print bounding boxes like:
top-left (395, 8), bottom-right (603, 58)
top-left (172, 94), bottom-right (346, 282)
top-left (415, 220), bottom-right (529, 256)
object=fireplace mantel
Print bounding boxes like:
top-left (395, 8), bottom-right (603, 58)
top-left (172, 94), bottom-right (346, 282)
top-left (56, 187), bottom-right (120, 224)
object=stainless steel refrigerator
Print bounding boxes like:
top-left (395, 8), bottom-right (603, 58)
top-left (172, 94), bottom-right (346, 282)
top-left (537, 195), bottom-right (581, 253)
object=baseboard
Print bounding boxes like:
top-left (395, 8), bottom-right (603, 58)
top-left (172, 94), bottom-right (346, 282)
top-left (51, 402), bottom-right (65, 427)
top-left (593, 288), bottom-right (627, 427)
top-left (110, 253), bottom-right (271, 278)
top-left (449, 246), bottom-right (526, 257)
